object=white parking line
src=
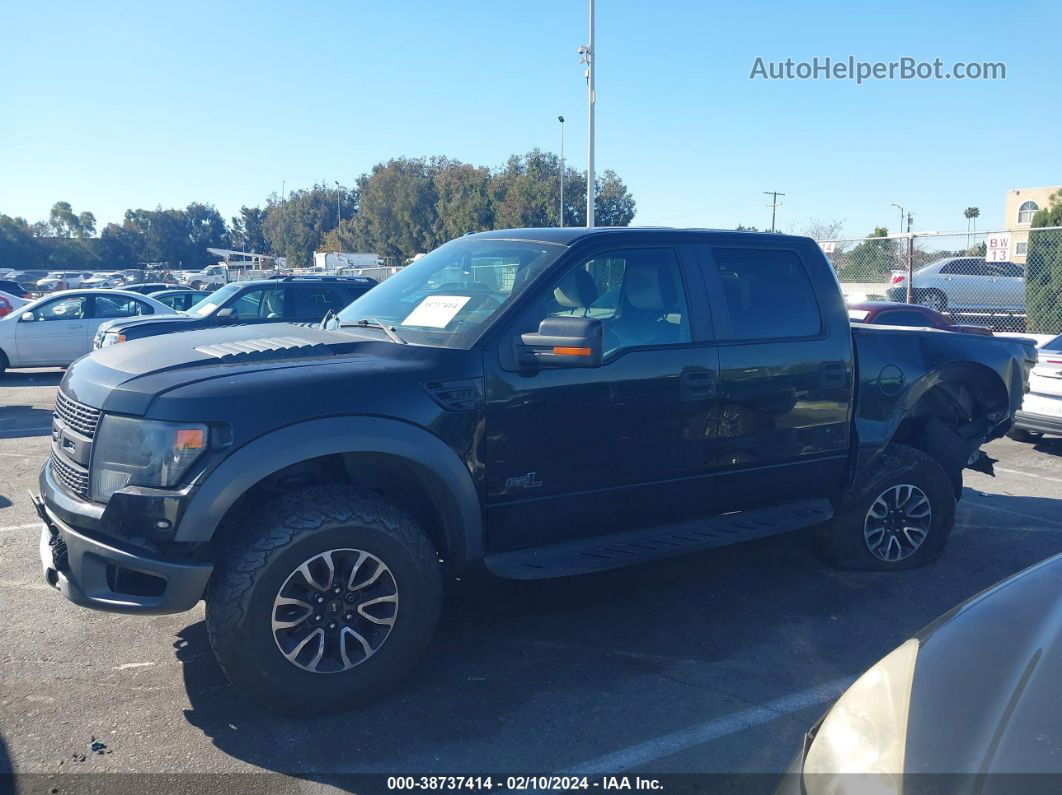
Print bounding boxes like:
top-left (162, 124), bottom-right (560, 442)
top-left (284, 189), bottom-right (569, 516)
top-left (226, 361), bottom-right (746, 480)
top-left (995, 466), bottom-right (1062, 486)
top-left (0, 524), bottom-right (40, 533)
top-left (0, 426), bottom-right (52, 438)
top-left (962, 499), bottom-right (1062, 528)
top-left (557, 677), bottom-right (850, 775)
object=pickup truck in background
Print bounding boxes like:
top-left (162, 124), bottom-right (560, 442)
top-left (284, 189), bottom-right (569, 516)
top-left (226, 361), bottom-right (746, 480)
top-left (178, 263), bottom-right (249, 290)
top-left (35, 228), bottom-right (1036, 716)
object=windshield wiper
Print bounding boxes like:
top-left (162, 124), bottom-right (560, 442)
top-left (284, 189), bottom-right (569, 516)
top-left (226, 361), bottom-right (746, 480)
top-left (339, 317), bottom-right (407, 344)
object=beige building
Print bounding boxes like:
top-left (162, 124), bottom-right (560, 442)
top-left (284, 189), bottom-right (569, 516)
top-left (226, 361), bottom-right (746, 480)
top-left (1004, 185), bottom-right (1061, 263)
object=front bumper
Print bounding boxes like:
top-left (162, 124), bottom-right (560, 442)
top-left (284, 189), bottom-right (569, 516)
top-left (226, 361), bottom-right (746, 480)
top-left (1013, 409), bottom-right (1062, 437)
top-left (34, 493), bottom-right (212, 615)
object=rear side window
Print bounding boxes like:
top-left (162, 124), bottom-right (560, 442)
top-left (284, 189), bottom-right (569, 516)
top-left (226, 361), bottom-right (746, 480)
top-left (293, 286), bottom-right (347, 318)
top-left (710, 248), bottom-right (821, 340)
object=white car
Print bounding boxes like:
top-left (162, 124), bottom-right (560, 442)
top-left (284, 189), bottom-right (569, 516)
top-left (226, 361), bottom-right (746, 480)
top-left (36, 271), bottom-right (93, 292)
top-left (81, 272), bottom-right (125, 289)
top-left (1010, 333), bottom-right (1062, 441)
top-left (0, 290), bottom-right (31, 318)
top-left (0, 289), bottom-right (176, 373)
top-left (888, 257), bottom-right (1025, 313)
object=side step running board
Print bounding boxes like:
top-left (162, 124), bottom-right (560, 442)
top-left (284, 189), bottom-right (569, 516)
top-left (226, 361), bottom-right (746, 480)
top-left (484, 498), bottom-right (833, 580)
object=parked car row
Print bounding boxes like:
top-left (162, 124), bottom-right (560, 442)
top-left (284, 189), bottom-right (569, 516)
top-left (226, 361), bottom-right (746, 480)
top-left (888, 256), bottom-right (1025, 314)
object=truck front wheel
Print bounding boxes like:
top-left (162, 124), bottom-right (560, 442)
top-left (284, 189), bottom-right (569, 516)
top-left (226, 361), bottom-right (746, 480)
top-left (816, 444), bottom-right (955, 570)
top-left (205, 485), bottom-right (442, 715)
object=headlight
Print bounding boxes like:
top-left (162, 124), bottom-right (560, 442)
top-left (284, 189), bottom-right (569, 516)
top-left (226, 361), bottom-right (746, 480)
top-left (98, 331), bottom-right (126, 348)
top-left (90, 415), bottom-right (209, 502)
top-left (803, 639), bottom-right (919, 794)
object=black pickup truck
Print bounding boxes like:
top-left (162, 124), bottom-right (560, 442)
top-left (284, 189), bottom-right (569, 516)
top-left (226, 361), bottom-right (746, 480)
top-left (35, 227), bottom-right (1036, 715)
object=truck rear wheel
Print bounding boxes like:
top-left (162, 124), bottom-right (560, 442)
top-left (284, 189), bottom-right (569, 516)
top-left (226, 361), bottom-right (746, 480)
top-left (816, 444), bottom-right (955, 570)
top-left (205, 485), bottom-right (442, 716)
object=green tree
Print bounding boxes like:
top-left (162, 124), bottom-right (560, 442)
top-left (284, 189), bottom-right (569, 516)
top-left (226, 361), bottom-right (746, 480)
top-left (343, 159), bottom-right (440, 261)
top-left (490, 149), bottom-right (565, 228)
top-left (0, 214), bottom-right (45, 268)
top-left (264, 184), bottom-right (355, 267)
top-left (48, 201), bottom-right (96, 238)
top-left (230, 206), bottom-right (271, 253)
top-left (1025, 190), bottom-right (1062, 333)
top-left (593, 169), bottom-right (636, 226)
top-left (432, 161), bottom-right (493, 240)
top-left (841, 226), bottom-right (899, 280)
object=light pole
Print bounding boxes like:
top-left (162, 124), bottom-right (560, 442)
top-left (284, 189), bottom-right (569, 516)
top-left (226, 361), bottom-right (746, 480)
top-left (578, 0), bottom-right (595, 227)
top-left (558, 115), bottom-right (565, 227)
top-left (891, 203), bottom-right (904, 236)
top-left (335, 181), bottom-right (342, 228)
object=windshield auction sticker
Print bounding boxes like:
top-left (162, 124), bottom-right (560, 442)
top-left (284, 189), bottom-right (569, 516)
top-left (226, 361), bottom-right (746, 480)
top-left (402, 295), bottom-right (471, 328)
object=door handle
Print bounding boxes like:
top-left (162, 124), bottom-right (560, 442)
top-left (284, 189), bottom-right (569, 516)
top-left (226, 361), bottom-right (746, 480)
top-left (681, 369), bottom-right (717, 401)
top-left (819, 361), bottom-right (848, 389)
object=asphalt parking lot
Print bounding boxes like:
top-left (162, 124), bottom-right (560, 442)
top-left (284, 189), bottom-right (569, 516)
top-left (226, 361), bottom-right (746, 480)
top-left (1, 368), bottom-right (1061, 789)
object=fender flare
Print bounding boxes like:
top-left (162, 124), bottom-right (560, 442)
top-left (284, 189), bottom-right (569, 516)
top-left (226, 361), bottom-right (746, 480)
top-left (175, 416), bottom-right (483, 565)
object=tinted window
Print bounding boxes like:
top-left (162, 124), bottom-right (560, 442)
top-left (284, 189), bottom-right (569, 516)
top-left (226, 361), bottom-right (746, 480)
top-left (941, 258), bottom-right (988, 276)
top-left (94, 296), bottom-right (151, 318)
top-left (293, 286), bottom-right (347, 319)
top-left (1043, 334), bottom-right (1062, 353)
top-left (229, 287), bottom-right (285, 319)
top-left (710, 248), bottom-right (821, 340)
top-left (874, 310), bottom-right (936, 327)
top-left (531, 248), bottom-right (691, 356)
top-left (26, 296), bottom-right (88, 321)
top-left (996, 262), bottom-right (1024, 278)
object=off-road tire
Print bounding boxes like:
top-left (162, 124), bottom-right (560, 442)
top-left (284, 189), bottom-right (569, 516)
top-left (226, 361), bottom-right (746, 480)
top-left (816, 444), bottom-right (955, 571)
top-left (205, 485), bottom-right (442, 716)
top-left (1007, 427), bottom-right (1041, 443)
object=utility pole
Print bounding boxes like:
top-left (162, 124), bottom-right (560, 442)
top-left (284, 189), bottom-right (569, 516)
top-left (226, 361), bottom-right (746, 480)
top-left (558, 115), bottom-right (565, 227)
top-left (764, 190), bottom-right (785, 232)
top-left (905, 212), bottom-right (914, 303)
top-left (334, 180), bottom-right (342, 228)
top-left (281, 180), bottom-right (286, 203)
top-left (579, 0), bottom-right (595, 227)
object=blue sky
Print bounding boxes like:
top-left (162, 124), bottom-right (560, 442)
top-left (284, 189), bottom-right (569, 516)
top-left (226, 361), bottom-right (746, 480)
top-left (2, 0), bottom-right (1058, 239)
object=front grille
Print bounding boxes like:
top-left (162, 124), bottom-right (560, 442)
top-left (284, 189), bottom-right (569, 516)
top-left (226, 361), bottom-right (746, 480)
top-left (54, 390), bottom-right (102, 438)
top-left (50, 449), bottom-right (89, 499)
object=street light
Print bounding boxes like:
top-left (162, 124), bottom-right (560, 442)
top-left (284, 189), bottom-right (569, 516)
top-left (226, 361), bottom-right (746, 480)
top-left (578, 0), bottom-right (595, 227)
top-left (558, 115), bottom-right (565, 228)
top-left (335, 181), bottom-right (342, 228)
top-left (891, 203), bottom-right (904, 235)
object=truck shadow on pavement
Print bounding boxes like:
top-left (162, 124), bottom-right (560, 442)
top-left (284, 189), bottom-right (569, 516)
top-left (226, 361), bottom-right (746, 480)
top-left (173, 505), bottom-right (1062, 784)
top-left (0, 405), bottom-right (54, 438)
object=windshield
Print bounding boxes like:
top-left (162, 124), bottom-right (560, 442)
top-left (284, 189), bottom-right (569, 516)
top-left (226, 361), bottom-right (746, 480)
top-left (335, 238), bottom-right (565, 348)
top-left (186, 285), bottom-right (235, 318)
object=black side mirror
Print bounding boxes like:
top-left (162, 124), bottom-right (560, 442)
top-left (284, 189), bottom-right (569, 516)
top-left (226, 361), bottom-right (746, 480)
top-left (516, 315), bottom-right (603, 368)
top-left (216, 307), bottom-right (236, 321)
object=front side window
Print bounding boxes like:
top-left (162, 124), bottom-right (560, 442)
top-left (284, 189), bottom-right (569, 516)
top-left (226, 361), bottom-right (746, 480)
top-left (94, 296), bottom-right (150, 318)
top-left (230, 287), bottom-right (285, 319)
top-left (25, 296), bottom-right (87, 321)
top-left (526, 247), bottom-right (691, 356)
top-left (187, 285), bottom-right (237, 317)
top-left (711, 248), bottom-right (821, 340)
top-left (335, 238), bottom-right (566, 348)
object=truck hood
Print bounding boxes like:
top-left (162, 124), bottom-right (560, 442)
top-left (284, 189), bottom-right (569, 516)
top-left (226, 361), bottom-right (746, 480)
top-left (62, 321), bottom-right (473, 418)
top-left (903, 553), bottom-right (1062, 773)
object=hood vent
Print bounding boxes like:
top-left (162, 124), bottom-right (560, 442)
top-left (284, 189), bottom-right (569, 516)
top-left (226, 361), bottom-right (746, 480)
top-left (194, 336), bottom-right (332, 363)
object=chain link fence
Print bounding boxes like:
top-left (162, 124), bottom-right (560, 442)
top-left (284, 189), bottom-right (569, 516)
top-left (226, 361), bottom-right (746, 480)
top-left (817, 226), bottom-right (1062, 333)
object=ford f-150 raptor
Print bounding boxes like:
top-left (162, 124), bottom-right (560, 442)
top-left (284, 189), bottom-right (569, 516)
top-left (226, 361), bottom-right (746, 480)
top-left (35, 227), bottom-right (1037, 715)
